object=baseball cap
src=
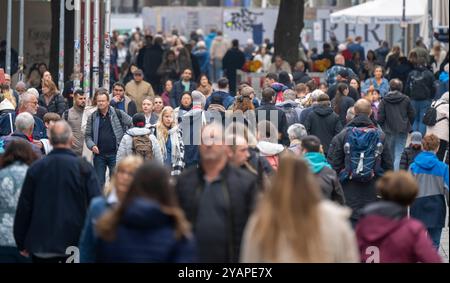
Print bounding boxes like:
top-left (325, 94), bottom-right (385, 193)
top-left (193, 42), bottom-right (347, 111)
top-left (132, 113), bottom-right (146, 128)
top-left (410, 131), bottom-right (423, 145)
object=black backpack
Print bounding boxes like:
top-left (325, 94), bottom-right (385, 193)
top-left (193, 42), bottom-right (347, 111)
top-left (281, 105), bottom-right (300, 127)
top-left (407, 69), bottom-right (433, 100)
top-left (423, 101), bottom-right (448, 126)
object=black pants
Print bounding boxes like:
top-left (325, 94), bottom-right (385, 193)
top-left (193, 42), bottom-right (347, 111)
top-left (32, 255), bottom-right (69, 263)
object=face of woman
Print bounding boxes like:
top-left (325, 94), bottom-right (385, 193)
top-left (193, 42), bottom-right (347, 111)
top-left (154, 98), bottom-right (164, 112)
top-left (374, 68), bottom-right (383, 79)
top-left (168, 53), bottom-right (175, 61)
top-left (130, 65), bottom-right (138, 74)
top-left (115, 167), bottom-right (134, 195)
top-left (43, 71), bottom-right (52, 82)
top-left (165, 81), bottom-right (173, 92)
top-left (343, 87), bottom-right (349, 96)
top-left (350, 79), bottom-right (359, 90)
top-left (142, 99), bottom-right (153, 114)
top-left (181, 95), bottom-right (192, 107)
top-left (200, 76), bottom-right (209, 86)
top-left (162, 111), bottom-right (174, 128)
top-left (42, 86), bottom-right (49, 95)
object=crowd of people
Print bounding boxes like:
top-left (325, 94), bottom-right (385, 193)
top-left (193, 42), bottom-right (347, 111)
top-left (0, 29), bottom-right (449, 263)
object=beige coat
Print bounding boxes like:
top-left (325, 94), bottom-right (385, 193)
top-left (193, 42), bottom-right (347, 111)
top-left (125, 80), bottom-right (155, 112)
top-left (240, 200), bottom-right (360, 263)
top-left (210, 36), bottom-right (229, 60)
top-left (426, 93), bottom-right (449, 142)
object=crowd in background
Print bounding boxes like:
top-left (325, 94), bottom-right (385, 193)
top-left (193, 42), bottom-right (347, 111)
top-left (0, 28), bottom-right (449, 263)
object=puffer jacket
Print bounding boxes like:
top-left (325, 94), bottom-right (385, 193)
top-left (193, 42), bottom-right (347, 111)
top-left (38, 93), bottom-right (67, 116)
top-left (426, 93), bottom-right (449, 142)
top-left (85, 106), bottom-right (133, 150)
top-left (399, 145), bottom-right (422, 170)
top-left (116, 127), bottom-right (163, 163)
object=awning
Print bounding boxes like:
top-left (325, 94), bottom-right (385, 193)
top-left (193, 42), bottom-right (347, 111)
top-left (330, 0), bottom-right (427, 25)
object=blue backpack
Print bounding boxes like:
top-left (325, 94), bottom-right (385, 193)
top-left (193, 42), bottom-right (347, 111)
top-left (339, 126), bottom-right (384, 182)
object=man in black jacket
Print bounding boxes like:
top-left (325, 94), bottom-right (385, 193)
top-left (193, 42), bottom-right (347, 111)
top-left (222, 39), bottom-right (245, 96)
top-left (328, 99), bottom-right (393, 226)
top-left (14, 121), bottom-right (100, 263)
top-left (170, 68), bottom-right (197, 108)
top-left (175, 123), bottom-right (258, 263)
top-left (378, 79), bottom-right (415, 170)
top-left (137, 36), bottom-right (164, 92)
top-left (304, 93), bottom-right (343, 154)
top-left (405, 57), bottom-right (435, 135)
top-left (255, 88), bottom-right (289, 146)
top-left (302, 135), bottom-right (345, 205)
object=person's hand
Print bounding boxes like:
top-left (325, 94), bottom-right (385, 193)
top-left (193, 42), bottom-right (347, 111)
top-left (113, 95), bottom-right (121, 103)
top-left (92, 146), bottom-right (99, 155)
top-left (20, 250), bottom-right (29, 257)
top-left (33, 140), bottom-right (43, 149)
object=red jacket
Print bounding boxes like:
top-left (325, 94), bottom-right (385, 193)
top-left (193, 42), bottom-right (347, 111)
top-left (356, 201), bottom-right (442, 263)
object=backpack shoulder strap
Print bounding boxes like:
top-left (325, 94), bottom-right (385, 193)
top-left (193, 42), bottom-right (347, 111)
top-left (114, 108), bottom-right (125, 130)
top-left (63, 109), bottom-right (69, 121)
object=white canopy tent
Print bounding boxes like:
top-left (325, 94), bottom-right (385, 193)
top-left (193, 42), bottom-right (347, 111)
top-left (330, 0), bottom-right (427, 25)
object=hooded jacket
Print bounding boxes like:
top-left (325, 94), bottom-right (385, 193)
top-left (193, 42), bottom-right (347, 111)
top-left (304, 105), bottom-right (343, 153)
top-left (410, 151), bottom-right (449, 228)
top-left (378, 91), bottom-right (415, 134)
top-left (426, 93), bottom-right (449, 142)
top-left (116, 127), bottom-right (163, 163)
top-left (95, 198), bottom-right (196, 263)
top-left (304, 152), bottom-right (345, 205)
top-left (204, 90), bottom-right (234, 110)
top-left (356, 201), bottom-right (442, 263)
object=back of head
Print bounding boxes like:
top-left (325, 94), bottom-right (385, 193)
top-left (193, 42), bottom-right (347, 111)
top-left (283, 89), bottom-right (296, 101)
top-left (287, 123), bottom-right (307, 141)
top-left (191, 90), bottom-right (205, 107)
top-left (301, 135), bottom-right (321, 153)
top-left (422, 134), bottom-right (440, 152)
top-left (0, 139), bottom-right (39, 167)
top-left (217, 78), bottom-right (229, 90)
top-left (317, 93), bottom-right (330, 105)
top-left (278, 71), bottom-right (291, 86)
top-left (335, 54), bottom-right (345, 65)
top-left (232, 39), bottom-right (239, 48)
top-left (49, 120), bottom-right (73, 147)
top-left (15, 112), bottom-right (34, 133)
top-left (261, 87), bottom-right (275, 103)
top-left (376, 171), bottom-right (418, 206)
top-left (266, 72), bottom-right (278, 82)
top-left (389, 79), bottom-right (403, 92)
top-left (354, 99), bottom-right (372, 116)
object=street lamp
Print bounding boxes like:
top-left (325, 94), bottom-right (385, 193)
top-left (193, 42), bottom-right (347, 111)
top-left (401, 0), bottom-right (407, 54)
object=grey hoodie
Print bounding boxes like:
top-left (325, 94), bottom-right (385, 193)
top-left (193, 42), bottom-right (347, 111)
top-left (116, 127), bottom-right (163, 163)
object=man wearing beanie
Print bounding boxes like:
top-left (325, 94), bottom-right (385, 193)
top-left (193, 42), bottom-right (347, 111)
top-left (116, 113), bottom-right (163, 163)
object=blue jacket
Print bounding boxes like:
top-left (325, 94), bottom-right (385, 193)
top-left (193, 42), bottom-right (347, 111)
top-left (95, 198), bottom-right (196, 263)
top-left (410, 151), bottom-right (449, 228)
top-left (204, 91), bottom-right (235, 110)
top-left (79, 196), bottom-right (114, 263)
top-left (13, 148), bottom-right (101, 254)
top-left (361, 77), bottom-right (390, 97)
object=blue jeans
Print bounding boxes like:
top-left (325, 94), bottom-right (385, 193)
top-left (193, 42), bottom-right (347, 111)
top-left (211, 58), bottom-right (223, 83)
top-left (385, 132), bottom-right (408, 171)
top-left (93, 153), bottom-right (116, 188)
top-left (411, 99), bottom-right (431, 136)
top-left (427, 227), bottom-right (442, 250)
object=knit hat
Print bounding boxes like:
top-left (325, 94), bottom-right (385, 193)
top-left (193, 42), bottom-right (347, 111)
top-left (410, 131), bottom-right (423, 145)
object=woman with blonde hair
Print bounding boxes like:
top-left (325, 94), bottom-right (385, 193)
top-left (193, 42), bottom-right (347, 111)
top-left (38, 79), bottom-right (66, 116)
top-left (79, 155), bottom-right (144, 262)
top-left (241, 154), bottom-right (358, 263)
top-left (94, 161), bottom-right (195, 262)
top-left (150, 106), bottom-right (185, 176)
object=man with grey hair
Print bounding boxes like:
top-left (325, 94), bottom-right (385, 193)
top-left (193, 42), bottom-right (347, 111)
top-left (287, 123), bottom-right (308, 155)
top-left (17, 90), bottom-right (47, 140)
top-left (26, 88), bottom-right (48, 120)
top-left (14, 120), bottom-right (100, 263)
top-left (0, 112), bottom-right (42, 156)
top-left (15, 81), bottom-right (27, 95)
top-left (346, 106), bottom-right (355, 124)
top-left (276, 89), bottom-right (303, 127)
